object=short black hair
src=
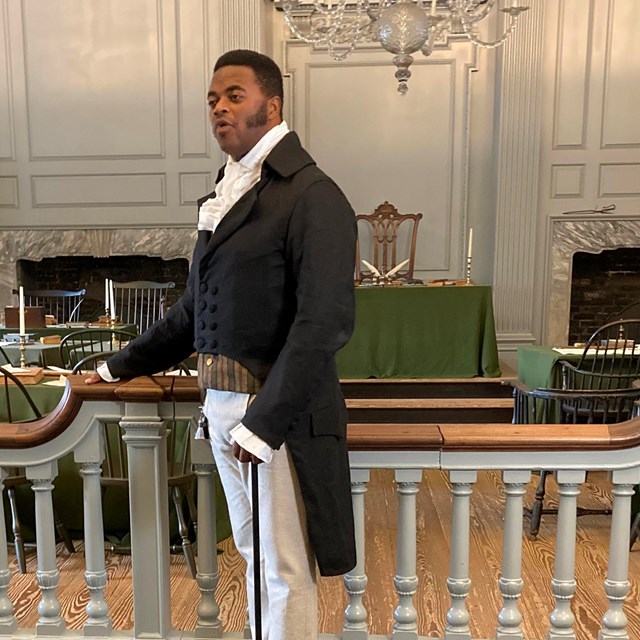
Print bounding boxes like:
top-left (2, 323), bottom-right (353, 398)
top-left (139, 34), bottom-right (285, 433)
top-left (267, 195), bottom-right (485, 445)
top-left (214, 49), bottom-right (284, 102)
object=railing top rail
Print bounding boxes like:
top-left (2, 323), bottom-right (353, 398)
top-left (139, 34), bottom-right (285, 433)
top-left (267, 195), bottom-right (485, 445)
top-left (2, 376), bottom-right (640, 453)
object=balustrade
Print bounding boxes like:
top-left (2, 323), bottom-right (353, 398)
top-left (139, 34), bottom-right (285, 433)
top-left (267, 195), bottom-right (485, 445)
top-left (0, 377), bottom-right (639, 640)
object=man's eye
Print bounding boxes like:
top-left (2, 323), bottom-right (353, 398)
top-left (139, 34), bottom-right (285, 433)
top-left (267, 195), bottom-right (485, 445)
top-left (230, 94), bottom-right (241, 101)
top-left (208, 101), bottom-right (216, 109)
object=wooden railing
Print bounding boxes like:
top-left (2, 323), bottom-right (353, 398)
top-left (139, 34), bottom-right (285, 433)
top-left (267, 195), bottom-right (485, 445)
top-left (1, 376), bottom-right (639, 640)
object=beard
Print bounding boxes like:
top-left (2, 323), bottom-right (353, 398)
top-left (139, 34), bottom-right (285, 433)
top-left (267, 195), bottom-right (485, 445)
top-left (245, 100), bottom-right (268, 129)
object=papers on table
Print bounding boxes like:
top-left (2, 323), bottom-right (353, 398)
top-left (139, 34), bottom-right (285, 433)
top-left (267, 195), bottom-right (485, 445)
top-left (552, 347), bottom-right (588, 355)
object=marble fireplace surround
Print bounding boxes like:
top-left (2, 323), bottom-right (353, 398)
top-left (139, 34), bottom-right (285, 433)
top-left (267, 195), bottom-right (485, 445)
top-left (0, 227), bottom-right (197, 313)
top-left (547, 216), bottom-right (640, 347)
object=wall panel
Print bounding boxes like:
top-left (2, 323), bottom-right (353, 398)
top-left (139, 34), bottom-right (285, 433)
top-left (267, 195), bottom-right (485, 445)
top-left (22, 0), bottom-right (164, 159)
top-left (601, 0), bottom-right (640, 148)
top-left (31, 174), bottom-right (166, 207)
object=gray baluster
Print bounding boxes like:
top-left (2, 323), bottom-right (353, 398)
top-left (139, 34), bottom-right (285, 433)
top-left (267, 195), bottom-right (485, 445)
top-left (79, 461), bottom-right (112, 634)
top-left (29, 461), bottom-right (65, 635)
top-left (121, 410), bottom-right (171, 638)
top-left (548, 470), bottom-right (584, 640)
top-left (194, 462), bottom-right (222, 638)
top-left (598, 468), bottom-right (640, 640)
top-left (0, 469), bottom-right (17, 634)
top-left (393, 468), bottom-right (421, 640)
top-left (344, 468), bottom-right (370, 639)
top-left (496, 470), bottom-right (530, 640)
top-left (445, 469), bottom-right (476, 640)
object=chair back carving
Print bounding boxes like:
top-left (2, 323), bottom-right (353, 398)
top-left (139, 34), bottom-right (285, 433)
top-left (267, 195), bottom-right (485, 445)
top-left (561, 319), bottom-right (640, 390)
top-left (355, 201), bottom-right (422, 284)
top-left (112, 280), bottom-right (175, 334)
top-left (13, 289), bottom-right (86, 324)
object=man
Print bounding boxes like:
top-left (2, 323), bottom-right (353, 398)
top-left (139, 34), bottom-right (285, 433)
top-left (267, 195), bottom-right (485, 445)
top-left (87, 50), bottom-right (357, 640)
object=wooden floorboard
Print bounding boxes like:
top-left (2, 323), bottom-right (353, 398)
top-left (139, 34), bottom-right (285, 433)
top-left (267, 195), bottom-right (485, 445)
top-left (7, 470), bottom-right (640, 639)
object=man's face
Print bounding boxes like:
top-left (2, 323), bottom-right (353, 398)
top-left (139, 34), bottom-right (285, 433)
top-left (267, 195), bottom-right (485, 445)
top-left (207, 65), bottom-right (281, 161)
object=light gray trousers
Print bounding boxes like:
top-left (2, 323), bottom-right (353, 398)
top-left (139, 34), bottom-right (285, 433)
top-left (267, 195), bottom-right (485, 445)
top-left (204, 389), bottom-right (318, 640)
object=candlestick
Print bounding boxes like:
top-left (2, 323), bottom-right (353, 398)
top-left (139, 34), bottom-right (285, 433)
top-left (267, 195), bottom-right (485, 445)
top-left (105, 278), bottom-right (110, 315)
top-left (465, 255), bottom-right (473, 286)
top-left (467, 227), bottom-right (473, 261)
top-left (109, 280), bottom-right (116, 321)
top-left (18, 285), bottom-right (26, 336)
top-left (19, 334), bottom-right (27, 368)
top-left (431, 0), bottom-right (437, 16)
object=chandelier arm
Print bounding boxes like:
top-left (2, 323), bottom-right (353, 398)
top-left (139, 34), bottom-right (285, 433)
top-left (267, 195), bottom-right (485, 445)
top-left (461, 13), bottom-right (522, 48)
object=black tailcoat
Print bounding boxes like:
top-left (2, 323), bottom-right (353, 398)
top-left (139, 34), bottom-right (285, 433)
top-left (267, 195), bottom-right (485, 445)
top-left (107, 132), bottom-right (357, 576)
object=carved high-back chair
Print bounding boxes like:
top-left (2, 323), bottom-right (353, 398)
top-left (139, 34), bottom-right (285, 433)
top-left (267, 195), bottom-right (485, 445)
top-left (355, 201), bottom-right (423, 284)
top-left (112, 281), bottom-right (175, 334)
top-left (0, 365), bottom-right (75, 572)
top-left (15, 289), bottom-right (86, 324)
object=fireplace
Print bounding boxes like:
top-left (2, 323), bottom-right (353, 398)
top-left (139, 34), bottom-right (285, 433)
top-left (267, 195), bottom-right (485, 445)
top-left (568, 248), bottom-right (640, 345)
top-left (547, 217), bottom-right (640, 346)
top-left (0, 227), bottom-right (197, 316)
top-left (16, 256), bottom-right (189, 322)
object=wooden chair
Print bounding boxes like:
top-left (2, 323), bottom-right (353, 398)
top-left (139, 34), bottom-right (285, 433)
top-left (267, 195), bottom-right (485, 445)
top-left (511, 380), bottom-right (640, 537)
top-left (59, 328), bottom-right (137, 370)
top-left (560, 320), bottom-right (640, 391)
top-left (355, 201), bottom-right (422, 284)
top-left (13, 289), bottom-right (86, 324)
top-left (0, 365), bottom-right (75, 572)
top-left (112, 281), bottom-right (175, 334)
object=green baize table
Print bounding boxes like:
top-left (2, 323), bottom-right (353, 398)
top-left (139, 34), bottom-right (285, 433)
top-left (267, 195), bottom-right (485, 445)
top-left (336, 285), bottom-right (501, 378)
top-left (0, 380), bottom-right (231, 543)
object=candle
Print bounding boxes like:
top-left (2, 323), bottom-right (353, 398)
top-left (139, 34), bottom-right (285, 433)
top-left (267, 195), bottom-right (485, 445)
top-left (19, 285), bottom-right (26, 336)
top-left (431, 0), bottom-right (437, 16)
top-left (467, 227), bottom-right (473, 260)
top-left (109, 280), bottom-right (116, 320)
top-left (105, 278), bottom-right (110, 313)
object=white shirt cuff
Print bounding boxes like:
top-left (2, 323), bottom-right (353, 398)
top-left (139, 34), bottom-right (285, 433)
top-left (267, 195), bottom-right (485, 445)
top-left (97, 361), bottom-right (119, 382)
top-left (230, 423), bottom-right (274, 463)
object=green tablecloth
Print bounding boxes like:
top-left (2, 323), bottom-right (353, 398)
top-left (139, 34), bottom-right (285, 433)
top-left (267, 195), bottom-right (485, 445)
top-left (0, 342), bottom-right (63, 368)
top-left (1, 382), bottom-right (230, 542)
top-left (0, 323), bottom-right (138, 339)
top-left (336, 285), bottom-right (501, 378)
top-left (517, 345), bottom-right (575, 389)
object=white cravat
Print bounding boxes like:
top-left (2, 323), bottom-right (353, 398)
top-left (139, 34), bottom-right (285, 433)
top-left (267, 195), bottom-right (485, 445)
top-left (198, 121), bottom-right (290, 233)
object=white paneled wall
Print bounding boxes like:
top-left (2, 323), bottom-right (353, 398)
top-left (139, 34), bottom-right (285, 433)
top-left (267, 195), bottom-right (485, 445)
top-left (1, 0), bottom-right (640, 349)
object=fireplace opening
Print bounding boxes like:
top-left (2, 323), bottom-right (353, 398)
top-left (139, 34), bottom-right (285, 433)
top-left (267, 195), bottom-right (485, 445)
top-left (16, 256), bottom-right (189, 322)
top-left (569, 248), bottom-right (640, 345)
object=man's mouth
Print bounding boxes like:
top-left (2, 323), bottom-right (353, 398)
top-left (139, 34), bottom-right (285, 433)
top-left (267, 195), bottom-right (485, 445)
top-left (215, 120), bottom-right (232, 133)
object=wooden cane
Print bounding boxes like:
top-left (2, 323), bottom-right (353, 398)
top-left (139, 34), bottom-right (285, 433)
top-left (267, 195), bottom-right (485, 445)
top-left (251, 461), bottom-right (262, 640)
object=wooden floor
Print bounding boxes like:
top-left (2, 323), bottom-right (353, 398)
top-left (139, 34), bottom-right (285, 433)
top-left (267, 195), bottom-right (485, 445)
top-left (7, 470), bottom-right (640, 639)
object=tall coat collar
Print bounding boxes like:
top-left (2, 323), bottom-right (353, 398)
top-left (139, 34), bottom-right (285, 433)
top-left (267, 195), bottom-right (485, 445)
top-left (197, 132), bottom-right (316, 256)
top-left (211, 131), bottom-right (316, 189)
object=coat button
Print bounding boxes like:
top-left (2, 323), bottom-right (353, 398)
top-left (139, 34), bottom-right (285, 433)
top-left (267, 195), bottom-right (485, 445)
top-left (198, 320), bottom-right (205, 330)
top-left (210, 303), bottom-right (218, 312)
top-left (199, 300), bottom-right (206, 310)
top-left (211, 322), bottom-right (217, 330)
top-left (211, 340), bottom-right (218, 349)
top-left (200, 283), bottom-right (208, 293)
top-left (196, 337), bottom-right (205, 348)
top-left (206, 356), bottom-right (213, 367)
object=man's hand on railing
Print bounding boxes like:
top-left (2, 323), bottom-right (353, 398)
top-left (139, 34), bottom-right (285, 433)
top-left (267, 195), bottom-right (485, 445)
top-left (84, 373), bottom-right (102, 384)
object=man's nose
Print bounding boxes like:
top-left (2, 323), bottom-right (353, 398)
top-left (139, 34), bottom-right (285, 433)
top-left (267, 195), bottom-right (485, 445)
top-left (213, 99), bottom-right (228, 116)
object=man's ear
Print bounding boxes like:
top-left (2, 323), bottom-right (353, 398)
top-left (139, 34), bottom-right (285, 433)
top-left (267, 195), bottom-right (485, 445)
top-left (268, 95), bottom-right (283, 121)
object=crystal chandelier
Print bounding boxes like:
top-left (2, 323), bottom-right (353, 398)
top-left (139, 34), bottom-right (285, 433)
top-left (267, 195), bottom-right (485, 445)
top-left (276, 1), bottom-right (529, 94)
